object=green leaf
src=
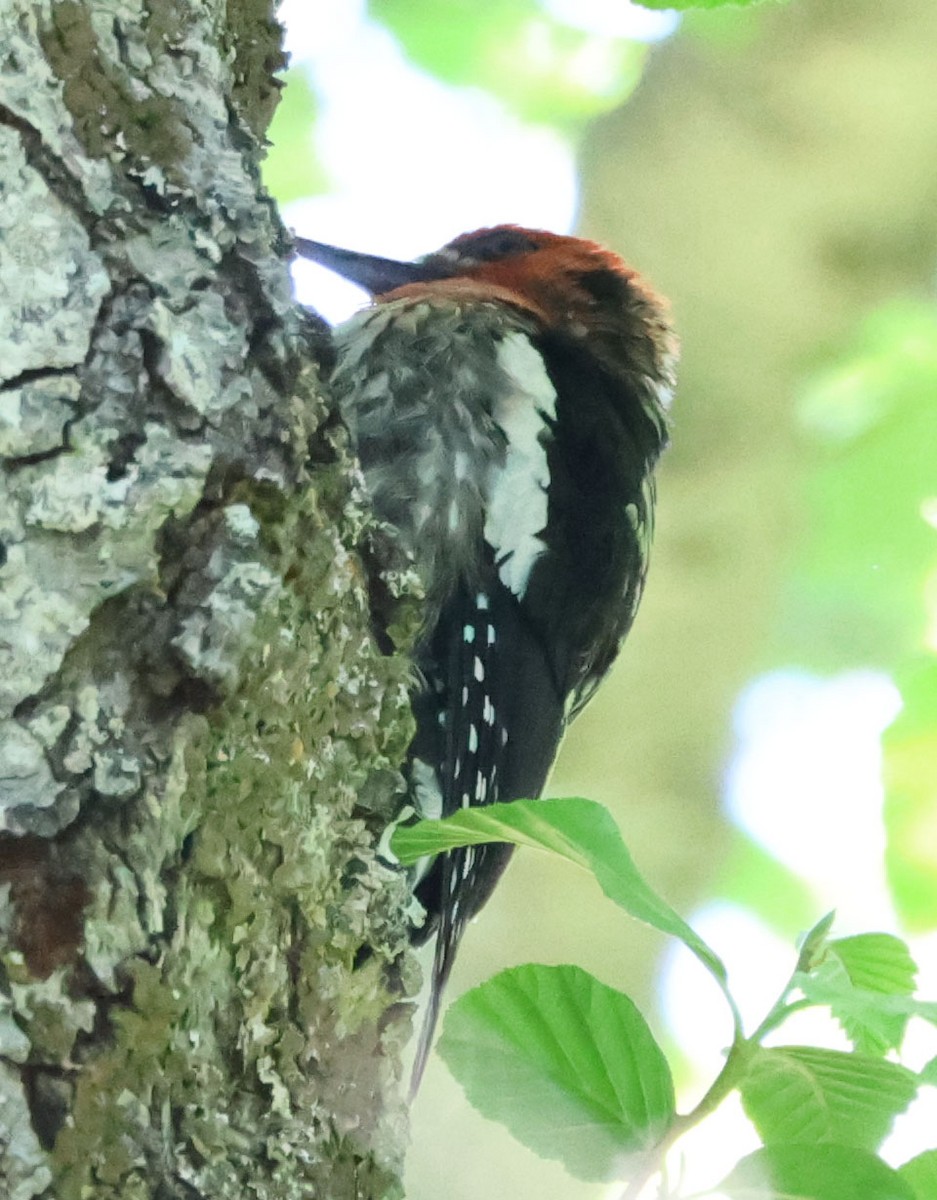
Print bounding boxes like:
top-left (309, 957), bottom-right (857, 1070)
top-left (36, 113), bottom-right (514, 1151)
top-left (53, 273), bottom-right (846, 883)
top-left (739, 1045), bottom-right (919, 1151)
top-left (920, 1056), bottom-right (937, 1087)
top-left (438, 963), bottom-right (674, 1182)
top-left (795, 934), bottom-right (919, 1054)
top-left (391, 797), bottom-right (728, 987)
top-left (263, 68), bottom-right (327, 204)
top-left (884, 662), bottom-right (937, 932)
top-left (830, 934), bottom-right (917, 995)
top-left (900, 1150), bottom-right (937, 1200)
top-left (795, 965), bottom-right (906, 1057)
top-left (797, 967), bottom-right (937, 1055)
top-left (720, 1144), bottom-right (916, 1200)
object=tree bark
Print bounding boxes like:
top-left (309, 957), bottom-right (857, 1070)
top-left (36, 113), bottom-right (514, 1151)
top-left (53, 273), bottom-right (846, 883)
top-left (0, 3), bottom-right (415, 1197)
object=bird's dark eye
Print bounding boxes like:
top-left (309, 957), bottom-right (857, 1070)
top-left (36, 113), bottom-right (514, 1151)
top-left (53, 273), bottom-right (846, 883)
top-left (576, 268), bottom-right (628, 307)
top-left (448, 227), bottom-right (541, 263)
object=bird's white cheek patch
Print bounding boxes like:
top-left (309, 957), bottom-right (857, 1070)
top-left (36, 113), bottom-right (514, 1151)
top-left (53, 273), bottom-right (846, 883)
top-left (484, 333), bottom-right (557, 598)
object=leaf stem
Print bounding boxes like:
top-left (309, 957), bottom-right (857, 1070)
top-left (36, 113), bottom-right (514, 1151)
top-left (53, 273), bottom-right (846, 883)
top-left (616, 963), bottom-right (816, 1198)
top-left (749, 995), bottom-right (813, 1043)
top-left (618, 1033), bottom-right (753, 1200)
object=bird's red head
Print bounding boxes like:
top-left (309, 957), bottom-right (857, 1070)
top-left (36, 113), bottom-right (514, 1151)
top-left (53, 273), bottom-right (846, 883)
top-left (295, 224), bottom-right (677, 387)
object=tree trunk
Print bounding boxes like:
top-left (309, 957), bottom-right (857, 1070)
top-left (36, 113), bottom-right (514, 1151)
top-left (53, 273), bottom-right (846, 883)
top-left (0, 3), bottom-right (414, 1197)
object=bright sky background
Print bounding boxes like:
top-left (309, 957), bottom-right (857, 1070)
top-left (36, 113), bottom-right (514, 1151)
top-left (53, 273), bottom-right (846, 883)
top-left (276, 2), bottom-right (936, 1193)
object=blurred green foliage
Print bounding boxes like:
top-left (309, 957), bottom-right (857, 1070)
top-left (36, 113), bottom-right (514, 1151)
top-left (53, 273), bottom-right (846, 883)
top-left (885, 662), bottom-right (937, 930)
top-left (785, 303), bottom-right (937, 669)
top-left (717, 831), bottom-right (817, 933)
top-left (644, 0), bottom-right (770, 9)
top-left (368, 0), bottom-right (646, 129)
top-left (778, 302), bottom-right (937, 932)
top-left (263, 68), bottom-right (326, 203)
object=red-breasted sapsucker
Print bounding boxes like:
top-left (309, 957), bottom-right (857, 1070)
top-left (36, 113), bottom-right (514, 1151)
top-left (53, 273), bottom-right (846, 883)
top-left (296, 226), bottom-right (677, 1085)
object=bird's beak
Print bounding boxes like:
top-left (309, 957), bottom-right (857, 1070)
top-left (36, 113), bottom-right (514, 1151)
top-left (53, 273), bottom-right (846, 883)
top-left (294, 237), bottom-right (446, 297)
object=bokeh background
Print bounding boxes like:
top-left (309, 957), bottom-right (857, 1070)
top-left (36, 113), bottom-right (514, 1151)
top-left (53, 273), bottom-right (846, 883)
top-left (268, 1), bottom-right (937, 1195)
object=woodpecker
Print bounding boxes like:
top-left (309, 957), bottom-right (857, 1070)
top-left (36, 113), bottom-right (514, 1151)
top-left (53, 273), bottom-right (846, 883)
top-left (296, 226), bottom-right (677, 1087)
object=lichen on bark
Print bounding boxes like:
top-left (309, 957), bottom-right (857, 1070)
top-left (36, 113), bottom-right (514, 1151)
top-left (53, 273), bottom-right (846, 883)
top-left (0, 1), bottom-right (418, 1197)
